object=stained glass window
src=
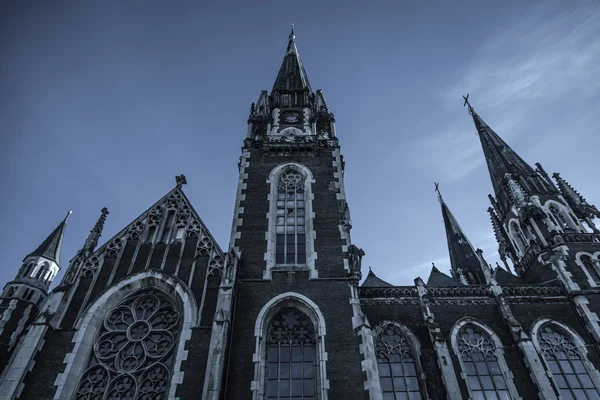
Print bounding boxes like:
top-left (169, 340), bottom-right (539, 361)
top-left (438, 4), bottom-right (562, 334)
top-left (376, 325), bottom-right (422, 400)
top-left (266, 308), bottom-right (315, 399)
top-left (457, 325), bottom-right (512, 400)
top-left (275, 170), bottom-right (306, 266)
top-left (581, 256), bottom-right (600, 284)
top-left (538, 324), bottom-right (600, 399)
top-left (74, 290), bottom-right (181, 400)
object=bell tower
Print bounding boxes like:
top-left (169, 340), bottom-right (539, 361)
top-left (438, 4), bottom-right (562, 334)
top-left (223, 28), bottom-right (365, 399)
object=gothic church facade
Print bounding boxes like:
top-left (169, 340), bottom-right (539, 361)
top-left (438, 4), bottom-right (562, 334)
top-left (1, 29), bottom-right (600, 400)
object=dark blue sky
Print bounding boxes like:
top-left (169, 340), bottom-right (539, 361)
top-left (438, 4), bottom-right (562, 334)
top-left (1, 0), bottom-right (599, 286)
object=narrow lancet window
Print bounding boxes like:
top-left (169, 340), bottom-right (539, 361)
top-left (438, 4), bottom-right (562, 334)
top-left (276, 170), bottom-right (306, 265)
top-left (538, 324), bottom-right (600, 398)
top-left (581, 255), bottom-right (600, 284)
top-left (376, 325), bottom-right (422, 399)
top-left (266, 308), bottom-right (316, 399)
top-left (456, 325), bottom-right (513, 399)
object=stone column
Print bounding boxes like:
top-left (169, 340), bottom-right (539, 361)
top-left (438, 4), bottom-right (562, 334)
top-left (415, 278), bottom-right (462, 400)
top-left (489, 280), bottom-right (558, 399)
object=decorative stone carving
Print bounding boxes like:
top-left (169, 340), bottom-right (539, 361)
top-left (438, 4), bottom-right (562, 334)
top-left (106, 237), bottom-right (124, 258)
top-left (80, 257), bottom-right (100, 280)
top-left (347, 244), bottom-right (365, 283)
top-left (196, 236), bottom-right (213, 258)
top-left (186, 218), bottom-right (203, 239)
top-left (127, 221), bottom-right (145, 240)
top-left (175, 174), bottom-right (187, 188)
top-left (147, 206), bottom-right (163, 228)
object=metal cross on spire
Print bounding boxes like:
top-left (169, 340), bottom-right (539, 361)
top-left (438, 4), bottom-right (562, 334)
top-left (289, 23), bottom-right (295, 41)
top-left (463, 94), bottom-right (474, 115)
top-left (434, 182), bottom-right (444, 203)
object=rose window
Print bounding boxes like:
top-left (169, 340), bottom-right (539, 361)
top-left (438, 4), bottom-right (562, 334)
top-left (75, 291), bottom-right (181, 400)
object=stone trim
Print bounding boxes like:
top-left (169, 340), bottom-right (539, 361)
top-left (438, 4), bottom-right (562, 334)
top-left (251, 292), bottom-right (328, 400)
top-left (572, 295), bottom-right (600, 345)
top-left (575, 251), bottom-right (600, 288)
top-left (53, 270), bottom-right (198, 400)
top-left (332, 149), bottom-right (351, 271)
top-left (531, 318), bottom-right (600, 393)
top-left (229, 150), bottom-right (250, 253)
top-left (264, 162), bottom-right (317, 280)
top-left (450, 318), bottom-right (522, 400)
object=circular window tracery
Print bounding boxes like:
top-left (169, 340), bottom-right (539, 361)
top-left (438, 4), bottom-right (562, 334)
top-left (75, 290), bottom-right (181, 400)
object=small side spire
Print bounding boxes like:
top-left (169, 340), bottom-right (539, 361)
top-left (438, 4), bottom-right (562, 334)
top-left (436, 185), bottom-right (487, 285)
top-left (25, 211), bottom-right (71, 264)
top-left (553, 172), bottom-right (600, 231)
top-left (82, 207), bottom-right (109, 256)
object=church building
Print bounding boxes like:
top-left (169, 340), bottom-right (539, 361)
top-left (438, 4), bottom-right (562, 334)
top-left (2, 28), bottom-right (600, 400)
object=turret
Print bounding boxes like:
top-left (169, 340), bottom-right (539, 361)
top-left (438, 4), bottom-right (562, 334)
top-left (0, 211), bottom-right (70, 368)
top-left (245, 26), bottom-right (337, 146)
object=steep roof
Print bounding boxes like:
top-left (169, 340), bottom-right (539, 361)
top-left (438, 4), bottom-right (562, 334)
top-left (494, 267), bottom-right (524, 285)
top-left (361, 268), bottom-right (393, 287)
top-left (26, 212), bottom-right (70, 264)
top-left (271, 27), bottom-right (312, 93)
top-left (439, 194), bottom-right (487, 284)
top-left (427, 265), bottom-right (465, 287)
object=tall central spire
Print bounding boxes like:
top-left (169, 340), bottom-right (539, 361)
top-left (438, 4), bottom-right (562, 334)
top-left (272, 25), bottom-right (312, 93)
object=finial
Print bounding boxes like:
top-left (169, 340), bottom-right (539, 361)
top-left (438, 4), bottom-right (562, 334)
top-left (289, 24), bottom-right (295, 41)
top-left (463, 94), bottom-right (474, 115)
top-left (175, 174), bottom-right (187, 188)
top-left (101, 207), bottom-right (109, 216)
top-left (434, 182), bottom-right (443, 203)
top-left (64, 210), bottom-right (72, 223)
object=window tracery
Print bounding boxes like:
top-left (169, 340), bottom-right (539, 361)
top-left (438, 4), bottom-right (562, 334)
top-left (537, 324), bottom-right (600, 399)
top-left (74, 290), bottom-right (181, 400)
top-left (549, 204), bottom-right (570, 230)
top-left (581, 255), bottom-right (600, 285)
top-left (456, 325), bottom-right (513, 400)
top-left (375, 325), bottom-right (422, 399)
top-left (266, 308), bottom-right (316, 399)
top-left (276, 170), bottom-right (306, 265)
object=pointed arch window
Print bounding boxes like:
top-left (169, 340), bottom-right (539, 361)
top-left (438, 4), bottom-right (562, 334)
top-left (580, 255), bottom-right (600, 285)
top-left (73, 290), bottom-right (181, 400)
top-left (452, 321), bottom-right (519, 400)
top-left (375, 324), bottom-right (423, 399)
top-left (275, 170), bottom-right (306, 266)
top-left (537, 323), bottom-right (600, 399)
top-left (265, 308), bottom-right (316, 399)
top-left (549, 204), bottom-right (570, 230)
top-left (509, 222), bottom-right (527, 254)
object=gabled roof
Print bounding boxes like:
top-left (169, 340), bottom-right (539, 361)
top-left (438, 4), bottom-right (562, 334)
top-left (26, 212), bottom-right (70, 264)
top-left (427, 265), bottom-right (464, 287)
top-left (85, 185), bottom-right (223, 263)
top-left (271, 27), bottom-right (311, 93)
top-left (361, 268), bottom-right (393, 287)
top-left (494, 267), bottom-right (524, 285)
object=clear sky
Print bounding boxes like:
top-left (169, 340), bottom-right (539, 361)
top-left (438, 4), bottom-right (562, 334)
top-left (1, 0), bottom-right (599, 288)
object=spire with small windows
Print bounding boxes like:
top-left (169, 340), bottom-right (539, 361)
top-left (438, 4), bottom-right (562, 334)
top-left (25, 211), bottom-right (70, 264)
top-left (436, 184), bottom-right (488, 285)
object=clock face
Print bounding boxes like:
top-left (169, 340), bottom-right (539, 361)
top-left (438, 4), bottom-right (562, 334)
top-left (283, 113), bottom-right (300, 123)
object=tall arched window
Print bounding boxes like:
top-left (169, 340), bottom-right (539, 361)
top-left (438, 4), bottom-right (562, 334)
top-left (549, 204), bottom-right (569, 230)
top-left (265, 308), bottom-right (316, 399)
top-left (536, 322), bottom-right (600, 399)
top-left (276, 170), bottom-right (306, 265)
top-left (74, 290), bottom-right (181, 399)
top-left (509, 222), bottom-right (527, 254)
top-left (452, 320), bottom-right (519, 400)
top-left (375, 324), bottom-right (423, 399)
top-left (580, 255), bottom-right (600, 285)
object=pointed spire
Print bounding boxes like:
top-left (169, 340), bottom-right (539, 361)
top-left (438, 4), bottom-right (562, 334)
top-left (82, 207), bottom-right (109, 256)
top-left (462, 95), bottom-right (537, 199)
top-left (26, 211), bottom-right (71, 264)
top-left (436, 184), bottom-right (487, 285)
top-left (553, 172), bottom-right (600, 226)
top-left (272, 26), bottom-right (311, 93)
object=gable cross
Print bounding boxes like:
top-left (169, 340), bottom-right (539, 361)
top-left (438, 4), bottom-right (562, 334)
top-left (463, 94), bottom-right (474, 115)
top-left (176, 174), bottom-right (187, 188)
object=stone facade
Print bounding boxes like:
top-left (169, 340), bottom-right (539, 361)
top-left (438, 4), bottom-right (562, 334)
top-left (1, 30), bottom-right (600, 400)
